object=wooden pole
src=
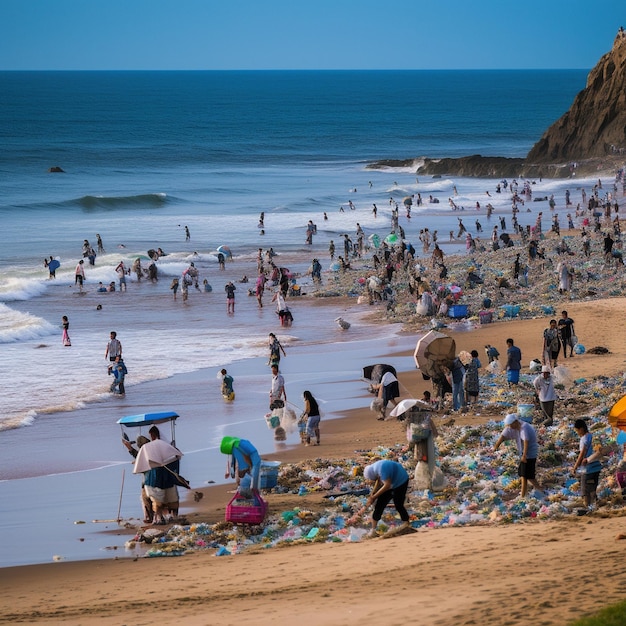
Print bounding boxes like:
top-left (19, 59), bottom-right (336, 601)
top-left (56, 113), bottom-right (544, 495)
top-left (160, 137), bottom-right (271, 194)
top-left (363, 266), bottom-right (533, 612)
top-left (116, 468), bottom-right (125, 523)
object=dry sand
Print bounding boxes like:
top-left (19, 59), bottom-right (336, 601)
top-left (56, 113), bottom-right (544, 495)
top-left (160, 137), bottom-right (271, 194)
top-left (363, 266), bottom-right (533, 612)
top-left (2, 299), bottom-right (626, 625)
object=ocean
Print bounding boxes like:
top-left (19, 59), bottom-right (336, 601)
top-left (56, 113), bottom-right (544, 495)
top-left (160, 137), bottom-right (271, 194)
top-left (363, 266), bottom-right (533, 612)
top-left (0, 69), bottom-right (600, 565)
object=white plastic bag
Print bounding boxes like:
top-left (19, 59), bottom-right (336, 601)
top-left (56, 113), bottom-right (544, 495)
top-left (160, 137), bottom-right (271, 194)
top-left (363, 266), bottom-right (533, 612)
top-left (414, 460), bottom-right (431, 490)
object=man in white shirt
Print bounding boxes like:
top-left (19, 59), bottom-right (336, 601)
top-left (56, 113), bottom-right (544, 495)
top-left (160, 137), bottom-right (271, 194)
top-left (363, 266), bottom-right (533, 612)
top-left (269, 364), bottom-right (286, 409)
top-left (533, 365), bottom-right (557, 425)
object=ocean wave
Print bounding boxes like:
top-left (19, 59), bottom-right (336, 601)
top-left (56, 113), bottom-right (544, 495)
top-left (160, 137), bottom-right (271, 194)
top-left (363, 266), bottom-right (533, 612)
top-left (0, 303), bottom-right (56, 343)
top-left (76, 193), bottom-right (170, 210)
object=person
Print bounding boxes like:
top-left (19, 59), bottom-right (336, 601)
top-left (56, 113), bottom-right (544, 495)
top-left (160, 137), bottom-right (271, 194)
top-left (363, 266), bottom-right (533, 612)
top-left (496, 414), bottom-right (542, 498)
top-left (74, 259), bottom-right (85, 291)
top-left (202, 279), bottom-right (212, 293)
top-left (363, 460), bottom-right (410, 538)
top-left (255, 272), bottom-right (266, 307)
top-left (493, 413), bottom-right (522, 456)
top-left (558, 310), bottom-right (576, 358)
top-left (220, 368), bottom-right (235, 401)
top-left (572, 419), bottom-right (602, 513)
top-left (302, 390), bottom-right (321, 446)
top-left (329, 240), bottom-right (335, 260)
top-left (217, 252), bottom-right (225, 270)
top-left (542, 319), bottom-right (561, 368)
top-left (505, 338), bottom-right (522, 385)
top-left (170, 277), bottom-right (179, 300)
top-left (269, 363), bottom-right (286, 408)
top-left (268, 332), bottom-right (286, 366)
top-left (122, 434), bottom-right (153, 523)
top-left (374, 370), bottom-right (400, 420)
top-left (105, 331), bottom-right (122, 362)
top-left (115, 260), bottom-right (127, 291)
top-left (272, 290), bottom-right (292, 327)
top-left (143, 426), bottom-right (183, 524)
top-left (97, 281), bottom-right (107, 293)
top-left (61, 315), bottom-right (71, 347)
top-left (221, 436), bottom-right (262, 492)
top-left (225, 281), bottom-right (236, 314)
top-left (485, 344), bottom-right (499, 363)
top-left (556, 260), bottom-right (572, 295)
top-left (45, 256), bottom-right (57, 279)
top-left (108, 355), bottom-right (127, 395)
top-left (449, 357), bottom-right (466, 411)
top-left (464, 350), bottom-right (481, 404)
top-left (184, 225), bottom-right (190, 241)
top-left (533, 365), bottom-right (557, 425)
top-left (311, 258), bottom-right (322, 283)
top-left (96, 233), bottom-right (105, 254)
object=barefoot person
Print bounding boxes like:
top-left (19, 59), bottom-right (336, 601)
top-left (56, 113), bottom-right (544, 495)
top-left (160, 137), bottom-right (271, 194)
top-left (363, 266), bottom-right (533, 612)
top-left (364, 460), bottom-right (410, 538)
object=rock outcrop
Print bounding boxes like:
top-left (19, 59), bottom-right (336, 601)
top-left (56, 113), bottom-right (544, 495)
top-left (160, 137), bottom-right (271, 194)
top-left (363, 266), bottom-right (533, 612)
top-left (527, 28), bottom-right (626, 163)
top-left (369, 29), bottom-right (626, 178)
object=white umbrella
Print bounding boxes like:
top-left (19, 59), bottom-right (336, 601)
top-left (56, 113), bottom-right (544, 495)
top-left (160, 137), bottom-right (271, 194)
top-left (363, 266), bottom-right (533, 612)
top-left (133, 439), bottom-right (183, 474)
top-left (389, 398), bottom-right (432, 418)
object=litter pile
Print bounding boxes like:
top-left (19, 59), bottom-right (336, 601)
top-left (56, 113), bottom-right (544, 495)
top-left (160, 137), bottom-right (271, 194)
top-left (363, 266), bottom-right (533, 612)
top-left (129, 367), bottom-right (626, 559)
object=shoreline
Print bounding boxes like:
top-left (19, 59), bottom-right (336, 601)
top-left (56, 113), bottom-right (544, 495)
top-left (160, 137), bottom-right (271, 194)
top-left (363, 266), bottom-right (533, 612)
top-left (3, 298), bottom-right (626, 624)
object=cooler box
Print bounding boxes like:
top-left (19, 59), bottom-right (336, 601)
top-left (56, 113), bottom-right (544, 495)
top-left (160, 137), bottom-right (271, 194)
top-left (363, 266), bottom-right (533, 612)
top-left (448, 304), bottom-right (469, 318)
top-left (260, 461), bottom-right (281, 489)
top-left (226, 490), bottom-right (267, 524)
top-left (479, 311), bottom-right (493, 324)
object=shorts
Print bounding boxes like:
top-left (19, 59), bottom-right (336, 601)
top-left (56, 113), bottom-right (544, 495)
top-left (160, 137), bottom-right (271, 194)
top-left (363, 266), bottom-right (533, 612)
top-left (306, 414), bottom-right (320, 436)
top-left (144, 485), bottom-right (179, 507)
top-left (581, 471), bottom-right (600, 498)
top-left (75, 275), bottom-right (84, 285)
top-left (518, 458), bottom-right (536, 480)
top-left (507, 369), bottom-right (520, 384)
top-left (227, 297), bottom-right (235, 304)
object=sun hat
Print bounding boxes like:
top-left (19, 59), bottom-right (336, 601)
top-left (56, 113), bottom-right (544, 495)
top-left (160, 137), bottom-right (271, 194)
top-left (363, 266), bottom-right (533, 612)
top-left (541, 365), bottom-right (551, 373)
top-left (220, 436), bottom-right (240, 455)
top-left (504, 413), bottom-right (519, 426)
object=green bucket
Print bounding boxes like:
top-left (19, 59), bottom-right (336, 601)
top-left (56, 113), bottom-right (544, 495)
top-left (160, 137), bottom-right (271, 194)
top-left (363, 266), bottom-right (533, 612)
top-left (220, 436), bottom-right (240, 455)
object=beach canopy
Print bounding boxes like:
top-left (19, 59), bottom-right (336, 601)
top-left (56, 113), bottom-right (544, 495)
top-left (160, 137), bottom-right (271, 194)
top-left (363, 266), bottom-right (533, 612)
top-left (117, 411), bottom-right (179, 428)
top-left (133, 439), bottom-right (183, 474)
top-left (609, 395), bottom-right (626, 430)
top-left (414, 331), bottom-right (456, 379)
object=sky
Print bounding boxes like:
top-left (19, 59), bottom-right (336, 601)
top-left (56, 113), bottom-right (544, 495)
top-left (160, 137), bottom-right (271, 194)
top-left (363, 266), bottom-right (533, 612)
top-left (0, 0), bottom-right (623, 71)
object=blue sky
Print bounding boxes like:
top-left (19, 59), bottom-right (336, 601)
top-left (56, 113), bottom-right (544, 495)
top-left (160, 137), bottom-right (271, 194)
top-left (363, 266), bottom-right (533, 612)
top-left (0, 0), bottom-right (622, 70)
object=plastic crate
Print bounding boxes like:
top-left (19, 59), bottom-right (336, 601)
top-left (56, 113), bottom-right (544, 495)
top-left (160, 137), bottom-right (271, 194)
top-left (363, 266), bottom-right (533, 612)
top-left (226, 490), bottom-right (267, 524)
top-left (448, 304), bottom-right (468, 318)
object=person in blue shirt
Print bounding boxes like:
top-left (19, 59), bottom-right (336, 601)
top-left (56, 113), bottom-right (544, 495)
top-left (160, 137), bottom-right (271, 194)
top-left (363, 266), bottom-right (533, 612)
top-left (221, 436), bottom-right (262, 492)
top-left (572, 419), bottom-right (602, 512)
top-left (363, 460), bottom-right (410, 538)
top-left (505, 338), bottom-right (522, 385)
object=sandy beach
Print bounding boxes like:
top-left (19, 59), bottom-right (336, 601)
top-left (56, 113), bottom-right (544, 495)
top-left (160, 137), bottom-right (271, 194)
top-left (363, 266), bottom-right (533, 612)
top-left (3, 294), bottom-right (626, 625)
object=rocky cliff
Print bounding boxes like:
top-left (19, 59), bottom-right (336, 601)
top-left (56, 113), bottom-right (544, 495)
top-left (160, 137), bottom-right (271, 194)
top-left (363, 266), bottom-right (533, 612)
top-left (369, 29), bottom-right (626, 178)
top-left (526, 28), bottom-right (626, 163)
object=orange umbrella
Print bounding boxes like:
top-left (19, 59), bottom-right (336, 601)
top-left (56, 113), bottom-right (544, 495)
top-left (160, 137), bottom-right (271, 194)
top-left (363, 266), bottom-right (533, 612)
top-left (608, 394), bottom-right (626, 430)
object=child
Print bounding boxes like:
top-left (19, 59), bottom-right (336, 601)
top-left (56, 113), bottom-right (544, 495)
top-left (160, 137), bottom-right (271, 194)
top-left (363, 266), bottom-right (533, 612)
top-left (170, 278), bottom-right (179, 300)
top-left (62, 315), bottom-right (71, 347)
top-left (572, 419), bottom-right (602, 512)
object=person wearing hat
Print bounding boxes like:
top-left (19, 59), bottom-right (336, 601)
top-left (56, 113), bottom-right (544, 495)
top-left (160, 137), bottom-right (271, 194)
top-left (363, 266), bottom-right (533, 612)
top-left (494, 414), bottom-right (542, 498)
top-left (363, 460), bottom-right (410, 538)
top-left (122, 434), bottom-right (153, 523)
top-left (533, 365), bottom-right (558, 425)
top-left (221, 436), bottom-right (261, 492)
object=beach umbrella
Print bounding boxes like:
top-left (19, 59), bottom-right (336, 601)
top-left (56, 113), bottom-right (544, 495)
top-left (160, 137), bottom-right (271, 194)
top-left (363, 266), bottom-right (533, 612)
top-left (414, 331), bottom-right (456, 379)
top-left (608, 394), bottom-right (626, 430)
top-left (133, 439), bottom-right (183, 474)
top-left (389, 398), bottom-right (431, 418)
top-left (403, 196), bottom-right (412, 206)
top-left (217, 245), bottom-right (232, 258)
top-left (362, 363), bottom-right (397, 384)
